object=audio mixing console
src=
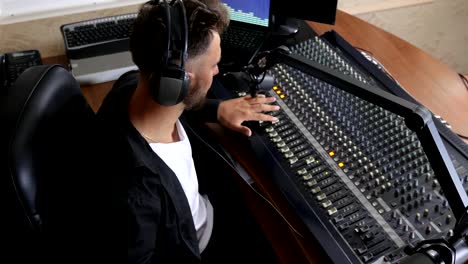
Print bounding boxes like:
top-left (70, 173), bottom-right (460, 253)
top-left (216, 33), bottom-right (468, 263)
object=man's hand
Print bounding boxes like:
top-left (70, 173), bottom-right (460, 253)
top-left (217, 94), bottom-right (280, 136)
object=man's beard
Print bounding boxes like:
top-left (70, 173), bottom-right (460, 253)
top-left (183, 85), bottom-right (207, 111)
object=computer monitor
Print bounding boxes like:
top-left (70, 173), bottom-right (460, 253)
top-left (270, 0), bottom-right (338, 35)
top-left (222, 0), bottom-right (271, 28)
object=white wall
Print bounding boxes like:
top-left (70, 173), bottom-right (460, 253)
top-left (0, 0), bottom-right (145, 24)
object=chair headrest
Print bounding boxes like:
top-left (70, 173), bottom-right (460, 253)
top-left (4, 64), bottom-right (93, 230)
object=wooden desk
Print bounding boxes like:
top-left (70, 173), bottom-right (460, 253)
top-left (43, 10), bottom-right (467, 263)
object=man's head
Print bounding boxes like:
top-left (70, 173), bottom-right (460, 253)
top-left (130, 0), bottom-right (229, 109)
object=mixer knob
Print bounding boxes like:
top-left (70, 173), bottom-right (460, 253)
top-left (423, 208), bottom-right (430, 217)
top-left (409, 231), bottom-right (416, 240)
top-left (387, 172), bottom-right (394, 180)
top-left (406, 183), bottom-right (412, 192)
top-left (406, 194), bottom-right (412, 203)
top-left (413, 179), bottom-right (419, 188)
top-left (447, 229), bottom-right (454, 238)
top-left (398, 187), bottom-right (405, 196)
top-left (446, 215), bottom-right (452, 224)
top-left (420, 186), bottom-right (426, 194)
top-left (407, 173), bottom-right (413, 181)
top-left (413, 212), bottom-right (422, 223)
top-left (425, 173), bottom-right (432, 182)
top-left (397, 217), bottom-right (403, 226)
top-left (407, 203), bottom-right (413, 211)
top-left (426, 193), bottom-right (432, 201)
top-left (420, 197), bottom-right (425, 206)
top-left (434, 204), bottom-right (440, 212)
top-left (442, 200), bottom-right (449, 208)
top-left (380, 185), bottom-right (386, 194)
top-left (394, 178), bottom-right (401, 186)
top-left (424, 165), bottom-right (431, 173)
top-left (425, 225), bottom-right (432, 234)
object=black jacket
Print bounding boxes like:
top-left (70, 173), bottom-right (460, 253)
top-left (97, 71), bottom-right (220, 263)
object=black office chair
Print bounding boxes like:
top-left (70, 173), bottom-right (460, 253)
top-left (0, 65), bottom-right (121, 263)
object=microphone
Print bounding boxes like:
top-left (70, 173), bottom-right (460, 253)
top-left (220, 46), bottom-right (290, 97)
top-left (221, 71), bottom-right (274, 97)
top-left (221, 68), bottom-right (274, 97)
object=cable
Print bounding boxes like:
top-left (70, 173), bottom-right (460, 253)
top-left (353, 46), bottom-right (374, 57)
top-left (186, 123), bottom-right (304, 238)
top-left (434, 115), bottom-right (468, 141)
top-left (458, 73), bottom-right (468, 90)
top-left (457, 133), bottom-right (468, 140)
top-left (455, 74), bottom-right (467, 139)
top-left (249, 71), bottom-right (268, 97)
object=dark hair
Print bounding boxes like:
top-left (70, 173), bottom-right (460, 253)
top-left (130, 0), bottom-right (229, 76)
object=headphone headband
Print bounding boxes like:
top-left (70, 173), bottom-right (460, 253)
top-left (148, 0), bottom-right (190, 106)
top-left (161, 0), bottom-right (188, 69)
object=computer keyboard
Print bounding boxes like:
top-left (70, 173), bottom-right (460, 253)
top-left (219, 25), bottom-right (268, 72)
top-left (221, 25), bottom-right (265, 51)
top-left (61, 13), bottom-right (137, 59)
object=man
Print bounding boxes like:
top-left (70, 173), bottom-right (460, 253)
top-left (97, 0), bottom-right (280, 263)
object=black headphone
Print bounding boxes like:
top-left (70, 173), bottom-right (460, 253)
top-left (149, 0), bottom-right (190, 106)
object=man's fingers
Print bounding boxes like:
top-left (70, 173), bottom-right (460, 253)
top-left (229, 124), bottom-right (252, 137)
top-left (246, 95), bottom-right (276, 104)
top-left (250, 103), bottom-right (280, 112)
top-left (262, 104), bottom-right (280, 112)
top-left (251, 113), bottom-right (278, 122)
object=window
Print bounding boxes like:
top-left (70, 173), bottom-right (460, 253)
top-left (0, 0), bottom-right (145, 24)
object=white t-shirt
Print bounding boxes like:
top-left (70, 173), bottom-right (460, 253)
top-left (149, 120), bottom-right (213, 252)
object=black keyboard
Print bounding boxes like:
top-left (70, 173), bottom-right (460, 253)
top-left (221, 25), bottom-right (265, 51)
top-left (219, 25), bottom-right (267, 72)
top-left (61, 13), bottom-right (137, 59)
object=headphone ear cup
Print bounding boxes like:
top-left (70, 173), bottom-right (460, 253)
top-left (150, 66), bottom-right (190, 106)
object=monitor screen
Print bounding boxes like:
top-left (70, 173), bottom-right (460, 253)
top-left (222, 0), bottom-right (271, 27)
